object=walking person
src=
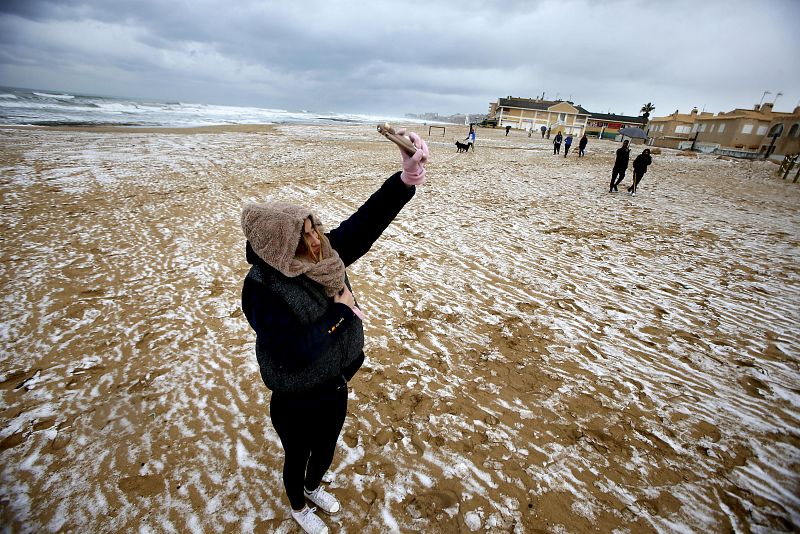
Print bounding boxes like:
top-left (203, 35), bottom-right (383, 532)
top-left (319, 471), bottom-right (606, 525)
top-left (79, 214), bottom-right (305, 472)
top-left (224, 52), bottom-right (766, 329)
top-left (505, 125), bottom-right (511, 136)
top-left (578, 134), bottom-right (588, 157)
top-left (553, 132), bottom-right (562, 155)
top-left (609, 140), bottom-right (630, 192)
top-left (465, 126), bottom-right (476, 152)
top-left (563, 134), bottom-right (573, 157)
top-left (240, 131), bottom-right (429, 534)
top-left (541, 125), bottom-right (547, 139)
top-left (546, 127), bottom-right (551, 139)
top-left (628, 148), bottom-right (652, 195)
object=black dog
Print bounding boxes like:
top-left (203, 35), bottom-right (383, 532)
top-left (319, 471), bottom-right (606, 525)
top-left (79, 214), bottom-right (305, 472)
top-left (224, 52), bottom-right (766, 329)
top-left (455, 141), bottom-right (470, 153)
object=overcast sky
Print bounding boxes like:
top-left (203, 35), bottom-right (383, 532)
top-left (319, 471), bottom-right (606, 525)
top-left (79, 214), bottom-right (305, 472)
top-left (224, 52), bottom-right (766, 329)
top-left (1, 0), bottom-right (798, 117)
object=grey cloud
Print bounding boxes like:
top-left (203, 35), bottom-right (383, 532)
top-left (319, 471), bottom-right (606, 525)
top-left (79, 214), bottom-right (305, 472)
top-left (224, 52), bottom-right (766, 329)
top-left (1, 0), bottom-right (799, 115)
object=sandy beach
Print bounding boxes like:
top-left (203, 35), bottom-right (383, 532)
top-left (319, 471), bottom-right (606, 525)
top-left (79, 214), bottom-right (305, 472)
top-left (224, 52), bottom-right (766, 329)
top-left (1, 123), bottom-right (798, 533)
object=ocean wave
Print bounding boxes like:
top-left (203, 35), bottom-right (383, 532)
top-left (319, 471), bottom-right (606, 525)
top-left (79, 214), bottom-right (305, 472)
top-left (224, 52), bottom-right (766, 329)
top-left (321, 117), bottom-right (360, 123)
top-left (27, 120), bottom-right (149, 127)
top-left (0, 101), bottom-right (65, 109)
top-left (0, 88), bottom-right (423, 128)
top-left (95, 102), bottom-right (145, 113)
top-left (0, 101), bottom-right (101, 111)
top-left (33, 92), bottom-right (75, 99)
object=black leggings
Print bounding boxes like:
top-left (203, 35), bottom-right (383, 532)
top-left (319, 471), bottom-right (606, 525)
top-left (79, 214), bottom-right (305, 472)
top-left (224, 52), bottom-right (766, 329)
top-left (628, 171), bottom-right (645, 191)
top-left (610, 167), bottom-right (626, 190)
top-left (270, 380), bottom-right (348, 510)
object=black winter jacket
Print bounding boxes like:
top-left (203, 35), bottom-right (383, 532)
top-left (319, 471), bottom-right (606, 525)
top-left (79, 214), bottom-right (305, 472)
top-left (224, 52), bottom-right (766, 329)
top-left (633, 153), bottom-right (652, 174)
top-left (241, 172), bottom-right (415, 392)
top-left (614, 147), bottom-right (631, 169)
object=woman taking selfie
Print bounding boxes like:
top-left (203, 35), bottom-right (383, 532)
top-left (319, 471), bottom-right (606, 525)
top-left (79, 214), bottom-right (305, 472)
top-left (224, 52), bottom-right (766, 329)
top-left (240, 129), bottom-right (428, 534)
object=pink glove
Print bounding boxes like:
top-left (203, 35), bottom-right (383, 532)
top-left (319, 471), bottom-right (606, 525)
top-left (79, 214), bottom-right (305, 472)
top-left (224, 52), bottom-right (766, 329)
top-left (396, 128), bottom-right (429, 186)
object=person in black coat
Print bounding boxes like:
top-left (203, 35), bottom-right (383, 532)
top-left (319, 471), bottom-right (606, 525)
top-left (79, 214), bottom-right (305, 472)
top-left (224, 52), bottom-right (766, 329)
top-left (578, 134), bottom-right (588, 157)
top-left (628, 148), bottom-right (653, 194)
top-left (240, 131), bottom-right (428, 534)
top-left (609, 140), bottom-right (630, 192)
top-left (553, 132), bottom-right (563, 154)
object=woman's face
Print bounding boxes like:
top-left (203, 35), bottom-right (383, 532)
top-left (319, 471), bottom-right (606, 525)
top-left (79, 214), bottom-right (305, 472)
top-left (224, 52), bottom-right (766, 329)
top-left (302, 218), bottom-right (321, 260)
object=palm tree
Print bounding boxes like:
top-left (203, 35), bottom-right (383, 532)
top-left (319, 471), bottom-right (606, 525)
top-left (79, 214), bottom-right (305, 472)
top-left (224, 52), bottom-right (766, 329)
top-left (640, 102), bottom-right (656, 127)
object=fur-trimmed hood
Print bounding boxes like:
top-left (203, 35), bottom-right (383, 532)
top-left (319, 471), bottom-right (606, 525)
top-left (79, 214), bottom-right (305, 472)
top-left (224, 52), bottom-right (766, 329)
top-left (241, 202), bottom-right (345, 296)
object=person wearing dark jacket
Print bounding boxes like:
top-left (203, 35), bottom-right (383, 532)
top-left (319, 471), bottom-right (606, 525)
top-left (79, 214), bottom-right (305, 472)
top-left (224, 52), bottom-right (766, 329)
top-left (628, 148), bottom-right (652, 195)
top-left (240, 131), bottom-right (428, 534)
top-left (465, 126), bottom-right (476, 152)
top-left (609, 140), bottom-right (630, 192)
top-left (578, 134), bottom-right (588, 157)
top-left (553, 132), bottom-right (563, 154)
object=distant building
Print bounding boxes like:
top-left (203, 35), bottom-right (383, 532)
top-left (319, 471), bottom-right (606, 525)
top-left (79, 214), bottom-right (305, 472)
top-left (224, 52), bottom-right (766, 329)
top-left (584, 112), bottom-right (647, 140)
top-left (488, 96), bottom-right (591, 135)
top-left (681, 102), bottom-right (799, 158)
top-left (766, 107), bottom-right (800, 157)
top-left (646, 108), bottom-right (709, 149)
top-left (488, 94), bottom-right (800, 158)
top-left (488, 95), bottom-right (653, 139)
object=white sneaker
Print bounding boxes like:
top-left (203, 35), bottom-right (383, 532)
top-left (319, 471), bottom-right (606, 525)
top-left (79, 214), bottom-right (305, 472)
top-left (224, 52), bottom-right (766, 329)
top-left (305, 486), bottom-right (341, 514)
top-left (291, 506), bottom-right (329, 534)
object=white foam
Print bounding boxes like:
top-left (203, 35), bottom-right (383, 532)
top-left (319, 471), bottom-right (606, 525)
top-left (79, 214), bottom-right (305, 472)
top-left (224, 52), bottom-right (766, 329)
top-left (33, 92), bottom-right (75, 99)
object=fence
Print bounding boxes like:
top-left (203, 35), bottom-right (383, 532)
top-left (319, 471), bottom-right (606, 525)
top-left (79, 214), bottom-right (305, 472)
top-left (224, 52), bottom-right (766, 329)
top-left (776, 154), bottom-right (800, 183)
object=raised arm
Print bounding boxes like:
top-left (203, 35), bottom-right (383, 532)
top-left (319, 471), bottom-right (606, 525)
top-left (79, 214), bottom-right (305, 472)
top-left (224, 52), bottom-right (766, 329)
top-left (327, 129), bottom-right (428, 266)
top-left (327, 172), bottom-right (415, 266)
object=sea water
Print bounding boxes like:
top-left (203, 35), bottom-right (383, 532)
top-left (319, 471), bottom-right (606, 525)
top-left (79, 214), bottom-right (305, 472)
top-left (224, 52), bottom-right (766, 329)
top-left (0, 86), bottom-right (414, 128)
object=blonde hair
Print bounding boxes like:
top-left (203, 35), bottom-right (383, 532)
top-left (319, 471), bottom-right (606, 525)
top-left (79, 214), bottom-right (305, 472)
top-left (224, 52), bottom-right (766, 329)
top-left (296, 217), bottom-right (329, 263)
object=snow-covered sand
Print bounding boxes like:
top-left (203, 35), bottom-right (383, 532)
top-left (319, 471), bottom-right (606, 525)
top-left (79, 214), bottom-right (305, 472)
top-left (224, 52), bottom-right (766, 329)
top-left (1, 124), bottom-right (798, 533)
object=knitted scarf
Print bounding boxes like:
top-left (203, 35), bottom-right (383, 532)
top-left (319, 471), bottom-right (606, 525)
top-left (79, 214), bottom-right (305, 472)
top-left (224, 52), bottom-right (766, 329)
top-left (241, 202), bottom-right (346, 297)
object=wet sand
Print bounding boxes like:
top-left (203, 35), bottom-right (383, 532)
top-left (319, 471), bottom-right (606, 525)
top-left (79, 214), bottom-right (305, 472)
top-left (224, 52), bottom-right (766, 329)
top-left (1, 123), bottom-right (799, 533)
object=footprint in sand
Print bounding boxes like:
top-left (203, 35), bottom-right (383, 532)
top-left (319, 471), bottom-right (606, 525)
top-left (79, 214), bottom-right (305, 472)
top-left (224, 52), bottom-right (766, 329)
top-left (404, 489), bottom-right (459, 519)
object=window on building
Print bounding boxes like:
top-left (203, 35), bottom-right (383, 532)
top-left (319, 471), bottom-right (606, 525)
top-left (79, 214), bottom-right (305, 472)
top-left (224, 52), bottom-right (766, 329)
top-left (768, 123), bottom-right (784, 136)
top-left (710, 124), bottom-right (716, 132)
top-left (558, 113), bottom-right (566, 122)
top-left (675, 125), bottom-right (690, 134)
top-left (699, 124), bottom-right (706, 132)
top-left (742, 123), bottom-right (753, 134)
top-left (718, 123), bottom-right (725, 133)
top-left (692, 124), bottom-right (699, 133)
top-left (789, 123), bottom-right (800, 137)
top-left (756, 125), bottom-right (768, 136)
